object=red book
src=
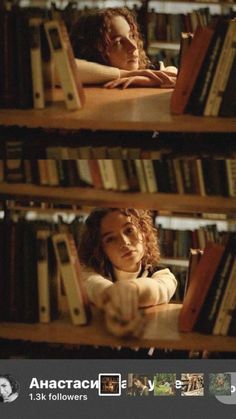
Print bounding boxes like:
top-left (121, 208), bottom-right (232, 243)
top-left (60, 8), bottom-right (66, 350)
top-left (179, 242), bottom-right (225, 332)
top-left (170, 25), bottom-right (214, 115)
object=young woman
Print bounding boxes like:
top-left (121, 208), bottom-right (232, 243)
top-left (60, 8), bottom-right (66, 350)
top-left (79, 208), bottom-right (177, 337)
top-left (71, 7), bottom-right (177, 88)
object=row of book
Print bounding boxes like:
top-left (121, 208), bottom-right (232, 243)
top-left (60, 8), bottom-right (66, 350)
top-left (1, 127), bottom-right (236, 159)
top-left (171, 18), bottom-right (236, 117)
top-left (0, 218), bottom-right (89, 325)
top-left (158, 224), bottom-right (230, 259)
top-left (179, 233), bottom-right (236, 337)
top-left (0, 6), bottom-right (84, 110)
top-left (148, 8), bottom-right (212, 43)
top-left (1, 158), bottom-right (236, 197)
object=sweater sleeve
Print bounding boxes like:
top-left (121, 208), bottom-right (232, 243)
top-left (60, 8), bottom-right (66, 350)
top-left (131, 268), bottom-right (177, 307)
top-left (75, 59), bottom-right (121, 84)
top-left (81, 268), bottom-right (112, 307)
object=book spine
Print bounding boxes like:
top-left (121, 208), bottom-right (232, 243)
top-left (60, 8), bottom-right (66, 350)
top-left (44, 20), bottom-right (83, 111)
top-left (196, 234), bottom-right (236, 334)
top-left (36, 230), bottom-right (51, 323)
top-left (204, 21), bottom-right (236, 116)
top-left (29, 18), bottom-right (45, 109)
top-left (52, 233), bottom-right (88, 325)
top-left (142, 160), bottom-right (158, 193)
top-left (213, 256), bottom-right (236, 335)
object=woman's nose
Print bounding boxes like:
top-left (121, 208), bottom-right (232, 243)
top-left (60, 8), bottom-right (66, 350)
top-left (126, 38), bottom-right (137, 52)
top-left (119, 234), bottom-right (130, 247)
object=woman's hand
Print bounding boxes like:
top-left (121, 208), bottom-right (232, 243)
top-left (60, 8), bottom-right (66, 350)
top-left (101, 282), bottom-right (146, 337)
top-left (104, 70), bottom-right (177, 89)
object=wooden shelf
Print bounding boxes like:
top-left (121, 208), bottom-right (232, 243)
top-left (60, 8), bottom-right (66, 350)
top-left (0, 183), bottom-right (236, 213)
top-left (0, 305), bottom-right (235, 351)
top-left (0, 88), bottom-right (235, 132)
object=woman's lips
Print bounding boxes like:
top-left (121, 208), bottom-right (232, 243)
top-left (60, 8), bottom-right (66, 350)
top-left (122, 250), bottom-right (135, 258)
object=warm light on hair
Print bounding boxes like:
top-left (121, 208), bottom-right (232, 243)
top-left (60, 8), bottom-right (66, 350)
top-left (70, 7), bottom-right (150, 69)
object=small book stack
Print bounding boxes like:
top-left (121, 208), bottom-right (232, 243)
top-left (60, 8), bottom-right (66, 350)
top-left (171, 19), bottom-right (236, 117)
top-left (179, 233), bottom-right (236, 336)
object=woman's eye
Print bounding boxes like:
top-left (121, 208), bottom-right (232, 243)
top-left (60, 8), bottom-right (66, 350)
top-left (104, 236), bottom-right (115, 244)
top-left (126, 227), bottom-right (135, 235)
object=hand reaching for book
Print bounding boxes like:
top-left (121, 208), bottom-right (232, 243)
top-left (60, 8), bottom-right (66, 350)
top-left (102, 282), bottom-right (146, 337)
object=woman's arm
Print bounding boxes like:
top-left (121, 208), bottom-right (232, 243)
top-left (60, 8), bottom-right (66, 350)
top-left (75, 59), bottom-right (121, 84)
top-left (130, 268), bottom-right (177, 307)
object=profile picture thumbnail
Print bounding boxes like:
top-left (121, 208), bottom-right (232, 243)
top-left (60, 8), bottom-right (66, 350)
top-left (98, 374), bottom-right (121, 396)
top-left (0, 374), bottom-right (20, 403)
top-left (181, 373), bottom-right (204, 396)
top-left (209, 373), bottom-right (231, 396)
top-left (154, 373), bottom-right (176, 396)
top-left (127, 374), bottom-right (151, 396)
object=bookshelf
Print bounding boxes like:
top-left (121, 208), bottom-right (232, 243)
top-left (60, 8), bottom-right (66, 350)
top-left (0, 87), bottom-right (236, 354)
top-left (0, 304), bottom-right (236, 352)
top-left (0, 88), bottom-right (236, 132)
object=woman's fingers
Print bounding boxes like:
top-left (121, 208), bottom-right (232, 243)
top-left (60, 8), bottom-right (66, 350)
top-left (103, 282), bottom-right (139, 321)
top-left (105, 309), bottom-right (146, 338)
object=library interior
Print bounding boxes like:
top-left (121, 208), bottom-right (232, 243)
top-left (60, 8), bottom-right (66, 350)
top-left (0, 0), bottom-right (236, 359)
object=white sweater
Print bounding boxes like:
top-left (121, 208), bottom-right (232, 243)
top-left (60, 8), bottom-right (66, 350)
top-left (81, 265), bottom-right (177, 308)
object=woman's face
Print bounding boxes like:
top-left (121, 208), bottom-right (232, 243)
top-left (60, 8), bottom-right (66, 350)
top-left (0, 378), bottom-right (12, 399)
top-left (100, 211), bottom-right (144, 272)
top-left (106, 16), bottom-right (139, 70)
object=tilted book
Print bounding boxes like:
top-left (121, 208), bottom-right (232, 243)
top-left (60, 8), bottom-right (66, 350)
top-left (44, 19), bottom-right (85, 111)
top-left (179, 242), bottom-right (225, 332)
top-left (52, 233), bottom-right (90, 325)
top-left (170, 25), bottom-right (214, 115)
top-left (29, 18), bottom-right (45, 109)
top-left (195, 233), bottom-right (236, 334)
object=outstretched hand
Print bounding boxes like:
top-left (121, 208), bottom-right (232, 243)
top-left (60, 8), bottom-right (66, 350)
top-left (101, 282), bottom-right (146, 337)
top-left (104, 69), bottom-right (177, 89)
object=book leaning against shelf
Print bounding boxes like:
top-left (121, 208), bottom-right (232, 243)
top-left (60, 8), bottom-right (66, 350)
top-left (171, 18), bottom-right (236, 117)
top-left (179, 233), bottom-right (236, 336)
top-left (44, 19), bottom-right (85, 111)
top-left (52, 233), bottom-right (90, 326)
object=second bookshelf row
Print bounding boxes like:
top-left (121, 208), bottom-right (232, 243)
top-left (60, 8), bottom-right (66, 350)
top-left (1, 159), bottom-right (236, 197)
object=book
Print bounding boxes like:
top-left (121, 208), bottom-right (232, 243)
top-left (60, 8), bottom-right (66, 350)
top-left (219, 52), bottom-right (236, 117)
top-left (44, 19), bottom-right (85, 111)
top-left (204, 20), bottom-right (236, 116)
top-left (179, 242), bottom-right (225, 332)
top-left (107, 147), bottom-right (129, 191)
top-left (170, 25), bottom-right (214, 115)
top-left (22, 222), bottom-right (39, 323)
top-left (36, 230), bottom-right (51, 323)
top-left (142, 160), bottom-right (158, 193)
top-left (52, 233), bottom-right (90, 325)
top-left (226, 160), bottom-right (236, 197)
top-left (134, 160), bottom-right (148, 192)
top-left (184, 248), bottom-right (203, 296)
top-left (15, 12), bottom-right (33, 109)
top-left (178, 32), bottom-right (193, 72)
top-left (213, 255), bottom-right (236, 335)
top-left (29, 18), bottom-right (45, 109)
top-left (195, 233), bottom-right (236, 334)
top-left (187, 19), bottom-right (229, 115)
top-left (0, 9), bottom-right (17, 108)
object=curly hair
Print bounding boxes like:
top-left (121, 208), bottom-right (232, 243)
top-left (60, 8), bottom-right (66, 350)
top-left (78, 208), bottom-right (160, 277)
top-left (70, 7), bottom-right (150, 69)
top-left (0, 374), bottom-right (20, 394)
